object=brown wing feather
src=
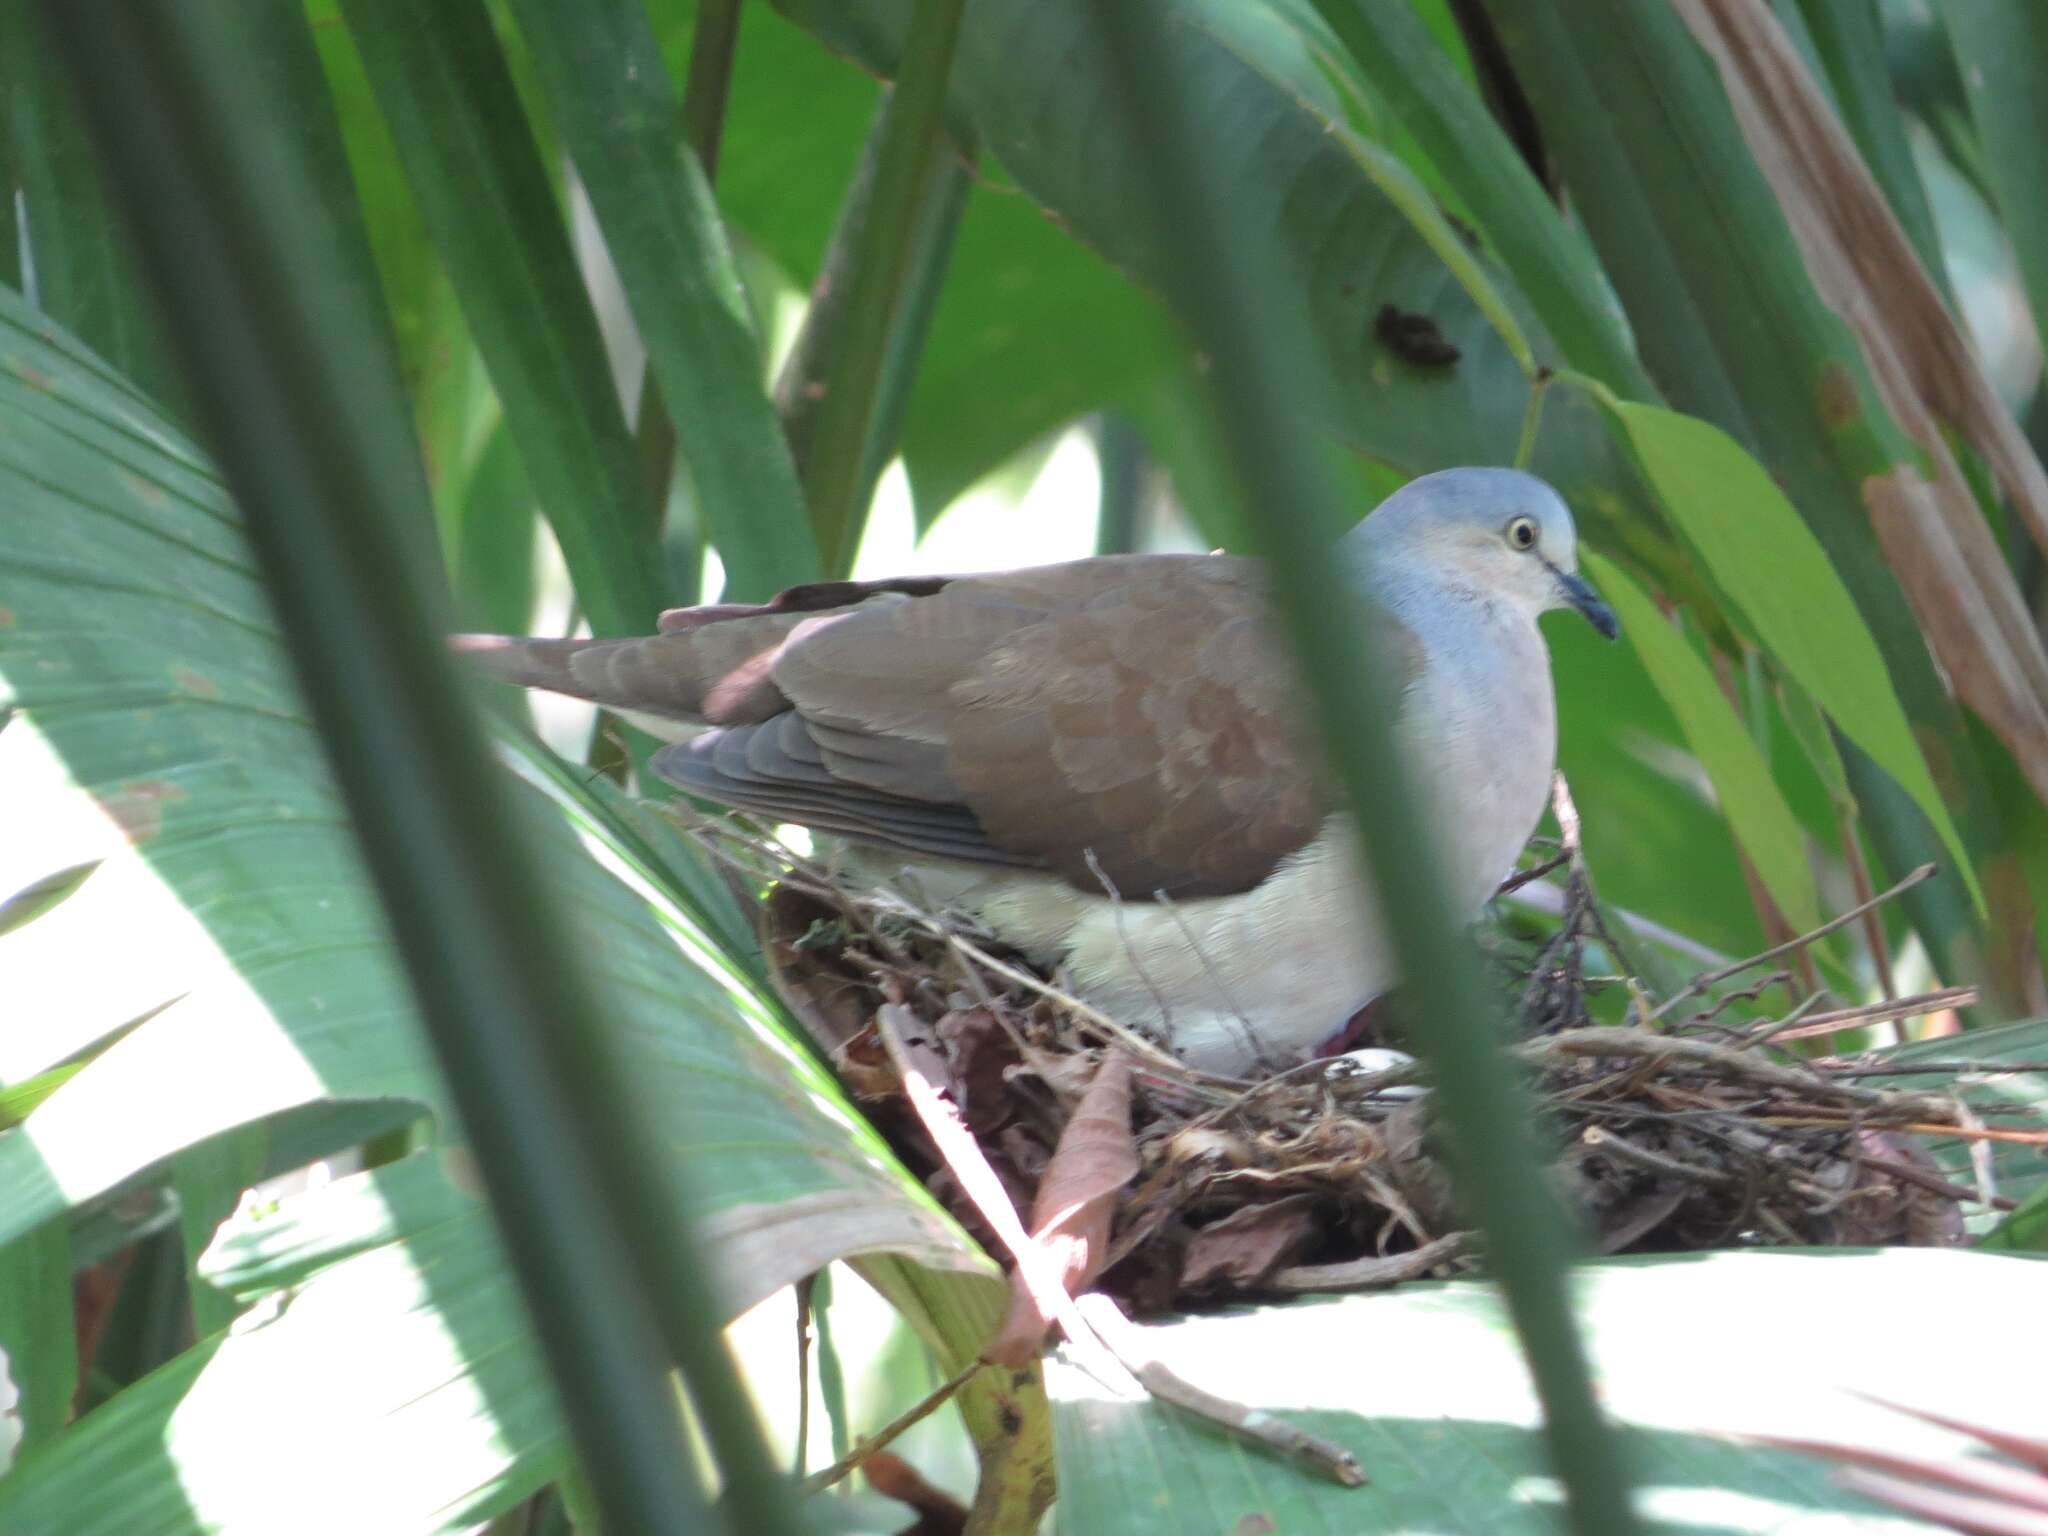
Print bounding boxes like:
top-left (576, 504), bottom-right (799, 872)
top-left (937, 558), bottom-right (1330, 895)
top-left (462, 555), bottom-right (1423, 900)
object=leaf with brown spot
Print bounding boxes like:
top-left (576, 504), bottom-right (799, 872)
top-left (96, 779), bottom-right (186, 845)
top-left (1677, 0), bottom-right (2048, 831)
top-left (987, 1048), bottom-right (1138, 1366)
top-left (168, 665), bottom-right (219, 701)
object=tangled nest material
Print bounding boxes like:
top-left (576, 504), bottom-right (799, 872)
top-left (684, 806), bottom-right (2022, 1325)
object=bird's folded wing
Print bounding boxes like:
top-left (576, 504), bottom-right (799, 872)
top-left (672, 556), bottom-right (1422, 898)
top-left (459, 555), bottom-right (1423, 901)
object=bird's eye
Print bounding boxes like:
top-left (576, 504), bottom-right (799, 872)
top-left (1506, 516), bottom-right (1538, 551)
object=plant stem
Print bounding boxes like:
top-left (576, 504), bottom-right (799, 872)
top-left (1082, 3), bottom-right (1640, 1530)
top-left (681, 0), bottom-right (743, 181)
top-left (795, 0), bottom-right (967, 575)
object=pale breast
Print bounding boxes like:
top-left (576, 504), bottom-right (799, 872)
top-left (865, 609), bottom-right (1558, 1074)
top-left (1397, 607), bottom-right (1557, 911)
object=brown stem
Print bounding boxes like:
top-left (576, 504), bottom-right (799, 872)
top-left (801, 1359), bottom-right (984, 1494)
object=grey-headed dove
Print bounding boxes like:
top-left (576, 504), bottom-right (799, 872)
top-left (458, 467), bottom-right (1617, 1073)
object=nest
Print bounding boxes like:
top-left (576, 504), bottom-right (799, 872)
top-left (687, 812), bottom-right (2017, 1318)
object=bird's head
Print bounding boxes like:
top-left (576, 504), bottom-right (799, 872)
top-left (1346, 466), bottom-right (1619, 639)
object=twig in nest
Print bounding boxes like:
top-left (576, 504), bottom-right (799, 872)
top-left (1851, 1151), bottom-right (2013, 1212)
top-left (1083, 849), bottom-right (1182, 1038)
top-left (801, 1359), bottom-right (984, 1494)
top-left (1753, 987), bottom-right (1978, 1045)
top-left (1494, 850), bottom-right (1570, 898)
top-left (1269, 1231), bottom-right (1476, 1293)
top-left (1528, 1028), bottom-right (1958, 1116)
top-left (1074, 1292), bottom-right (1367, 1487)
top-left (1689, 973), bottom-right (1798, 1026)
top-left (1580, 1125), bottom-right (1734, 1187)
top-left (1823, 1059), bottom-right (2048, 1079)
top-left (1644, 864), bottom-right (1937, 1024)
top-left (1739, 991), bottom-right (1829, 1047)
top-left (1754, 1117), bottom-right (2048, 1147)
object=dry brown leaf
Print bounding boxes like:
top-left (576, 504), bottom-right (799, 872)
top-left (863, 1451), bottom-right (970, 1536)
top-left (1178, 1195), bottom-right (1322, 1292)
top-left (758, 883), bottom-right (878, 1053)
top-left (1677, 0), bottom-right (2048, 875)
top-left (988, 1048), bottom-right (1138, 1366)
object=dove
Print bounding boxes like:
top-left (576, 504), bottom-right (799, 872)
top-left (457, 467), bottom-right (1617, 1074)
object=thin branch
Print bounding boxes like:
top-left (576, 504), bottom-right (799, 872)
top-left (1074, 1293), bottom-right (1367, 1487)
top-left (1645, 864), bottom-right (1937, 1024)
top-left (800, 1358), bottom-right (984, 1494)
top-left (1270, 1231), bottom-right (1476, 1293)
top-left (794, 1272), bottom-right (816, 1478)
top-left (679, 0), bottom-right (742, 179)
top-left (1835, 805), bottom-right (1897, 1002)
top-left (1756, 986), bottom-right (1978, 1044)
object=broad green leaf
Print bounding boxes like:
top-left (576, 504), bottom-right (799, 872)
top-left (1585, 554), bottom-right (1820, 934)
top-left (197, 1147), bottom-right (470, 1300)
top-left (0, 6), bottom-right (177, 408)
top-left (0, 1158), bottom-right (565, 1534)
top-left (1306, 0), bottom-right (1652, 398)
top-left (677, 0), bottom-right (1177, 529)
top-left (768, 0), bottom-right (1682, 584)
top-left (1983, 1183), bottom-right (2048, 1252)
top-left (0, 1219), bottom-right (73, 1460)
top-left (0, 274), bottom-right (1010, 1531)
top-left (1051, 1250), bottom-right (2047, 1534)
top-left (1778, 675), bottom-right (1854, 809)
top-left (1796, 0), bottom-right (1952, 303)
top-left (1878, 1014), bottom-right (2048, 1228)
top-left (0, 1153), bottom-right (997, 1535)
top-left (0, 282), bottom-right (977, 1282)
top-left (451, 419), bottom-right (539, 634)
top-left (172, 1127), bottom-right (270, 1337)
top-left (1610, 403), bottom-right (1979, 910)
top-left (1494, 0), bottom-right (2007, 997)
top-left (339, 0), bottom-right (667, 636)
top-left (1939, 3), bottom-right (2048, 370)
top-left (304, 0), bottom-right (492, 549)
top-left (498, 0), bottom-right (820, 600)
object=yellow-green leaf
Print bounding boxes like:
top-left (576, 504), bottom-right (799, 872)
top-left (1611, 402), bottom-right (1980, 910)
top-left (1587, 552), bottom-right (1821, 933)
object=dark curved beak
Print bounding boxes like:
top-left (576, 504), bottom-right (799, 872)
top-left (1550, 562), bottom-right (1619, 640)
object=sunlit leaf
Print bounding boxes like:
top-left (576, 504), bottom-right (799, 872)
top-left (1051, 1249), bottom-right (2047, 1534)
top-left (1610, 402), bottom-right (1979, 909)
top-left (1586, 552), bottom-right (1821, 933)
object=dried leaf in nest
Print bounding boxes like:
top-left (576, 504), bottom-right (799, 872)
top-left (1178, 1196), bottom-right (1322, 1294)
top-left (988, 1049), bottom-right (1138, 1366)
top-left (704, 809), bottom-right (2020, 1328)
top-left (760, 883), bottom-right (875, 1054)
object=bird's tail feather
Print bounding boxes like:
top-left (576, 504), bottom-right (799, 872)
top-left (449, 625), bottom-right (801, 727)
